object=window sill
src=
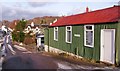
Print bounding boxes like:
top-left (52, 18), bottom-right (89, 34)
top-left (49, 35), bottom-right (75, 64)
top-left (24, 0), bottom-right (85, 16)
top-left (66, 41), bottom-right (72, 44)
top-left (54, 39), bottom-right (58, 41)
top-left (84, 45), bottom-right (94, 48)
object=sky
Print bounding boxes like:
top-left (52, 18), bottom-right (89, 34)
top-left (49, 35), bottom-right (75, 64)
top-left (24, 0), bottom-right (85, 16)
top-left (0, 0), bottom-right (119, 21)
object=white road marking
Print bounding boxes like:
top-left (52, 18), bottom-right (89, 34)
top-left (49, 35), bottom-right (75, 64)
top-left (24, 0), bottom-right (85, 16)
top-left (14, 45), bottom-right (27, 51)
top-left (22, 51), bottom-right (32, 53)
top-left (0, 57), bottom-right (4, 71)
top-left (57, 63), bottom-right (72, 69)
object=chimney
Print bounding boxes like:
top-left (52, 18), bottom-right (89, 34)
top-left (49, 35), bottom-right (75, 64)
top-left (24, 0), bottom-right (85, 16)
top-left (15, 21), bottom-right (17, 25)
top-left (86, 7), bottom-right (89, 13)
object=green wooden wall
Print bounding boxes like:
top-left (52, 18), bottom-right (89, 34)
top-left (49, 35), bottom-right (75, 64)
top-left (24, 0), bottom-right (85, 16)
top-left (45, 22), bottom-right (119, 63)
top-left (116, 22), bottom-right (120, 65)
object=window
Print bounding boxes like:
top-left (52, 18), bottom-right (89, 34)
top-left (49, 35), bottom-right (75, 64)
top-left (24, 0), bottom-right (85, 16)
top-left (66, 26), bottom-right (72, 43)
top-left (36, 27), bottom-right (39, 31)
top-left (84, 25), bottom-right (94, 47)
top-left (41, 37), bottom-right (44, 43)
top-left (54, 27), bottom-right (58, 41)
top-left (28, 26), bottom-right (31, 31)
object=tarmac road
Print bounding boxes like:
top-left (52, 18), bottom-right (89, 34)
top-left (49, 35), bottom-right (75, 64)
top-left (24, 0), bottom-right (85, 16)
top-left (2, 48), bottom-right (58, 70)
top-left (2, 47), bottom-right (119, 71)
top-left (0, 34), bottom-right (58, 70)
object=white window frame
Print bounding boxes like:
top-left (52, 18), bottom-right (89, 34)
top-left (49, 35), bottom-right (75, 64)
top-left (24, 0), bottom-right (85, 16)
top-left (84, 25), bottom-right (94, 47)
top-left (54, 27), bottom-right (58, 41)
top-left (66, 26), bottom-right (72, 43)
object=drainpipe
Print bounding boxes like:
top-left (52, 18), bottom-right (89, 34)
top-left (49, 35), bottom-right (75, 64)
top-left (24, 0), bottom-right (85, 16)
top-left (76, 47), bottom-right (78, 57)
top-left (47, 28), bottom-right (49, 52)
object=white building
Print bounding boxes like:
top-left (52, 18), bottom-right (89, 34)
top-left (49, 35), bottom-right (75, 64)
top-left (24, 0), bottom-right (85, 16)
top-left (1, 25), bottom-right (7, 33)
top-left (24, 22), bottom-right (41, 34)
top-left (36, 34), bottom-right (44, 47)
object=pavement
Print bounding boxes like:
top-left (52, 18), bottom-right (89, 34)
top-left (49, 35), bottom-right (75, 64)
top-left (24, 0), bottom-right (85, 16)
top-left (14, 45), bottom-right (28, 52)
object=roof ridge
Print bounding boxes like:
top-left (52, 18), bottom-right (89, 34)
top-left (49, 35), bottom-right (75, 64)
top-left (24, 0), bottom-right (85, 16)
top-left (64, 5), bottom-right (119, 18)
top-left (51, 5), bottom-right (119, 27)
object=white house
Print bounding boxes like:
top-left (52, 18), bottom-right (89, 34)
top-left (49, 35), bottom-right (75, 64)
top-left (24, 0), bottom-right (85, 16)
top-left (1, 25), bottom-right (7, 33)
top-left (24, 22), bottom-right (41, 34)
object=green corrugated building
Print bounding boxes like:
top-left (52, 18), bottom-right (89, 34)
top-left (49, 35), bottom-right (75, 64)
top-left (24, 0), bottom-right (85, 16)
top-left (44, 6), bottom-right (120, 65)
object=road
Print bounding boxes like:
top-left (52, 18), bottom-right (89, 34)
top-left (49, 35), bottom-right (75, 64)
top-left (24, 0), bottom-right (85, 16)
top-left (0, 34), bottom-right (57, 70)
top-left (0, 45), bottom-right (119, 71)
top-left (2, 48), bottom-right (58, 70)
top-left (0, 35), bottom-right (120, 71)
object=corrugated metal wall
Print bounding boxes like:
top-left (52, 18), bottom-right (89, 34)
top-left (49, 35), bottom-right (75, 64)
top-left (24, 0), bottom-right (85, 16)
top-left (116, 22), bottom-right (120, 65)
top-left (45, 28), bottom-right (48, 46)
top-left (45, 23), bottom-right (119, 63)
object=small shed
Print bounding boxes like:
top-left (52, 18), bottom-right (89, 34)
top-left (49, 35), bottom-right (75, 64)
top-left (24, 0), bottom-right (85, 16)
top-left (45, 6), bottom-right (120, 65)
top-left (36, 34), bottom-right (44, 47)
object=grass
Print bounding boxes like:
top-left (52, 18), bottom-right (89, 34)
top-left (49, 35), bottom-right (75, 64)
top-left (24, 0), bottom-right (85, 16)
top-left (41, 52), bottom-right (113, 68)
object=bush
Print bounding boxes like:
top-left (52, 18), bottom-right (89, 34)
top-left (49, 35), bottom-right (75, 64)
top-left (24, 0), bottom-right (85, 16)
top-left (19, 31), bottom-right (25, 42)
top-left (12, 31), bottom-right (25, 42)
top-left (23, 37), bottom-right (35, 45)
top-left (12, 31), bottom-right (18, 42)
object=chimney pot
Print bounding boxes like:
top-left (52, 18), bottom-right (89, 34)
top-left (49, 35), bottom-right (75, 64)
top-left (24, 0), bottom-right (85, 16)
top-left (86, 7), bottom-right (89, 13)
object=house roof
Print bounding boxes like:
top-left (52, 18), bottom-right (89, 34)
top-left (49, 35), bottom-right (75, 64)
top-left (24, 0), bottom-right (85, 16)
top-left (0, 21), bottom-right (2, 28)
top-left (8, 20), bottom-right (20, 29)
top-left (27, 24), bottom-right (40, 28)
top-left (51, 6), bottom-right (120, 27)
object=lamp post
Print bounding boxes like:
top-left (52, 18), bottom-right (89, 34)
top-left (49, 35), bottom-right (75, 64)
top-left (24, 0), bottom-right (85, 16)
top-left (47, 27), bottom-right (49, 52)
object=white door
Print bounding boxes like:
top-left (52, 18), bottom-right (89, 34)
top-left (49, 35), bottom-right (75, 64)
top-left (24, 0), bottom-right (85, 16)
top-left (37, 38), bottom-right (41, 47)
top-left (100, 29), bottom-right (115, 64)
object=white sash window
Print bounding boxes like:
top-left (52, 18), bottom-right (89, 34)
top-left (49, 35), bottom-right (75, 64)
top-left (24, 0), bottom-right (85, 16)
top-left (54, 27), bottom-right (58, 41)
top-left (66, 26), bottom-right (72, 43)
top-left (84, 25), bottom-right (94, 47)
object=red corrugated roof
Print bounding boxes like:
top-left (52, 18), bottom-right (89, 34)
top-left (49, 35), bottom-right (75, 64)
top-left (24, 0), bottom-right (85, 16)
top-left (51, 6), bottom-right (120, 27)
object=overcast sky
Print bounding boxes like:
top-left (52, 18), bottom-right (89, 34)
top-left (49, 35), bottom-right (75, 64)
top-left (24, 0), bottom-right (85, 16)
top-left (0, 0), bottom-right (119, 21)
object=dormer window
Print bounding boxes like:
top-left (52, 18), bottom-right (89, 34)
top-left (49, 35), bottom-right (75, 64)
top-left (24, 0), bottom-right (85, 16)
top-left (31, 22), bottom-right (34, 27)
top-left (36, 29), bottom-right (38, 31)
top-left (27, 26), bottom-right (31, 31)
top-left (36, 27), bottom-right (39, 31)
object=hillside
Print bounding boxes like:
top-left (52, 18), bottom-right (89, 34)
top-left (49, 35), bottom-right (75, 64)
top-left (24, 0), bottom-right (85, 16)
top-left (8, 16), bottom-right (60, 29)
top-left (27, 16), bottom-right (60, 25)
top-left (0, 20), bottom-right (11, 28)
top-left (0, 21), bottom-right (2, 28)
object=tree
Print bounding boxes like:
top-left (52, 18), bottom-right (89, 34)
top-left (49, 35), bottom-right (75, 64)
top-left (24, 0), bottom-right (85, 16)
top-left (15, 19), bottom-right (27, 31)
top-left (19, 31), bottom-right (25, 42)
top-left (12, 31), bottom-right (18, 42)
top-left (40, 20), bottom-right (43, 24)
top-left (12, 19), bottom-right (27, 43)
top-left (40, 19), bottom-right (46, 24)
